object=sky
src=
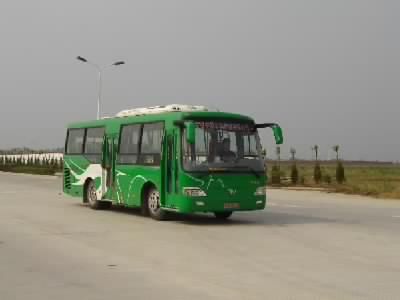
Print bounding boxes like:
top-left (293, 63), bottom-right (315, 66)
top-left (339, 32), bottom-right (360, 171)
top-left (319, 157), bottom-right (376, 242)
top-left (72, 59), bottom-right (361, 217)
top-left (0, 0), bottom-right (398, 161)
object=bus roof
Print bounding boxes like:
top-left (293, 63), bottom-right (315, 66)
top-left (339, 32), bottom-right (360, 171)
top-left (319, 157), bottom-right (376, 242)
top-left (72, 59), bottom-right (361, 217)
top-left (67, 107), bottom-right (254, 129)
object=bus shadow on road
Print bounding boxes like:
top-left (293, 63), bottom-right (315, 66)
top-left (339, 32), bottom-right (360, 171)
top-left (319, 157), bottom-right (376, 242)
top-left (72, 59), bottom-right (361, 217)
top-left (105, 207), bottom-right (336, 226)
top-left (172, 211), bottom-right (336, 227)
top-left (103, 205), bottom-right (335, 226)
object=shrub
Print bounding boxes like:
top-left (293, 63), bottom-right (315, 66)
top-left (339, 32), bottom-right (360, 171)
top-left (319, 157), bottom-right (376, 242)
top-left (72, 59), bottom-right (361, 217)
top-left (323, 174), bottom-right (332, 184)
top-left (291, 163), bottom-right (299, 185)
top-left (314, 163), bottom-right (322, 184)
top-left (271, 165), bottom-right (281, 185)
top-left (336, 161), bottom-right (345, 184)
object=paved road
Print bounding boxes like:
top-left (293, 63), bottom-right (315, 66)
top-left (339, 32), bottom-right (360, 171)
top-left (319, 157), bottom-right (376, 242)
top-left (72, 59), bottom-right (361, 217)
top-left (0, 172), bottom-right (399, 300)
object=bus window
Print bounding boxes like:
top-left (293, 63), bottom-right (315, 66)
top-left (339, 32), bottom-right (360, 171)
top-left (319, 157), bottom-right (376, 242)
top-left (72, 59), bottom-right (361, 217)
top-left (182, 121), bottom-right (264, 172)
top-left (84, 127), bottom-right (105, 163)
top-left (139, 122), bottom-right (164, 166)
top-left (118, 124), bottom-right (141, 164)
top-left (66, 128), bottom-right (85, 154)
top-left (242, 132), bottom-right (259, 158)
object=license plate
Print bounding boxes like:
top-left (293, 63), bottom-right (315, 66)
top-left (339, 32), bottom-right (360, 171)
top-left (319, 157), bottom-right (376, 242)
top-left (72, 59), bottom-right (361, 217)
top-left (224, 203), bottom-right (240, 209)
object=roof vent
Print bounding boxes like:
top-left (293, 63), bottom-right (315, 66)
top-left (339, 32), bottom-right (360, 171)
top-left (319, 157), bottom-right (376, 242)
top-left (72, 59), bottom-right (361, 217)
top-left (116, 104), bottom-right (208, 118)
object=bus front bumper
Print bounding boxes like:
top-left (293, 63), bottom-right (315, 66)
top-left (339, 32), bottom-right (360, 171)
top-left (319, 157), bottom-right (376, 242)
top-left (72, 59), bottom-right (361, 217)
top-left (169, 195), bottom-right (267, 214)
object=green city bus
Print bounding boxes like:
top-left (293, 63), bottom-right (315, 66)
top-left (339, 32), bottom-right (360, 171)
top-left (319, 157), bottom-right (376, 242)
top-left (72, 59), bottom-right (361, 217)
top-left (63, 104), bottom-right (283, 220)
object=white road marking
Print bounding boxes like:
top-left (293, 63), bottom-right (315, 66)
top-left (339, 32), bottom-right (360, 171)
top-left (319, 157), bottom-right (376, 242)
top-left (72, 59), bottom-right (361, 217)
top-left (392, 216), bottom-right (400, 218)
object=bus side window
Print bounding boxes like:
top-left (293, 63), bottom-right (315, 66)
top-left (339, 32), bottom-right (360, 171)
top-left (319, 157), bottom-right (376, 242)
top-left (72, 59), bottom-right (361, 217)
top-left (84, 127), bottom-right (105, 163)
top-left (139, 122), bottom-right (164, 166)
top-left (118, 124), bottom-right (141, 164)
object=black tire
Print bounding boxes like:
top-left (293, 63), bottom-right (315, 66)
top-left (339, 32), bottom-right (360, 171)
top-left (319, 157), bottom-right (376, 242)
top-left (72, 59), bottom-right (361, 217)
top-left (214, 211), bottom-right (233, 220)
top-left (85, 180), bottom-right (112, 210)
top-left (146, 187), bottom-right (167, 220)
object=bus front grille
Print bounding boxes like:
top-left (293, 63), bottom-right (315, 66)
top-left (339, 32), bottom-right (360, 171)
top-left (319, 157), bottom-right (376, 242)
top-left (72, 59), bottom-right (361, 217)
top-left (64, 168), bottom-right (71, 189)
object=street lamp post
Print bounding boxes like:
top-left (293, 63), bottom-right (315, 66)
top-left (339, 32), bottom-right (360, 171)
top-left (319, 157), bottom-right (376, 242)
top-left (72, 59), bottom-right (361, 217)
top-left (76, 56), bottom-right (125, 120)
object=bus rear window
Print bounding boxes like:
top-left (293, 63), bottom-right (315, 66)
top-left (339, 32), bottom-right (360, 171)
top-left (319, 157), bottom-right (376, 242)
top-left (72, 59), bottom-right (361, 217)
top-left (66, 128), bottom-right (85, 154)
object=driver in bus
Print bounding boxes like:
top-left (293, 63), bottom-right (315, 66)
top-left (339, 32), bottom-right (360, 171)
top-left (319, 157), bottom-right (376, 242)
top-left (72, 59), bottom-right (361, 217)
top-left (219, 138), bottom-right (236, 162)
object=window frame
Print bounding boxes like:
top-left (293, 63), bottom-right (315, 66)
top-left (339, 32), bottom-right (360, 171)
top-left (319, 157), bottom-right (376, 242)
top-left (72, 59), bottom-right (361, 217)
top-left (65, 128), bottom-right (86, 155)
top-left (117, 123), bottom-right (142, 165)
top-left (117, 121), bottom-right (165, 166)
top-left (84, 127), bottom-right (106, 155)
top-left (180, 120), bottom-right (265, 174)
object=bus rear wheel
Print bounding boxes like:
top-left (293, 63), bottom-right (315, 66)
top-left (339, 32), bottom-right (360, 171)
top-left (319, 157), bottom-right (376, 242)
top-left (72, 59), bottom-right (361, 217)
top-left (146, 187), bottom-right (167, 221)
top-left (86, 180), bottom-right (111, 210)
top-left (214, 212), bottom-right (233, 220)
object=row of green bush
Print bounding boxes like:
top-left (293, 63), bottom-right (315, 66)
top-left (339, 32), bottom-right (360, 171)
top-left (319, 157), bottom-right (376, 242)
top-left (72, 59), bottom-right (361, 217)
top-left (0, 155), bottom-right (63, 175)
top-left (270, 161), bottom-right (346, 185)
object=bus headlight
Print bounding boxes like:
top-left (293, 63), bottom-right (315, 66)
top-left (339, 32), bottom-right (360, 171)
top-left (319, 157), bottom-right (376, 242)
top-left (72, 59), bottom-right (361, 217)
top-left (254, 186), bottom-right (266, 196)
top-left (183, 187), bottom-right (207, 197)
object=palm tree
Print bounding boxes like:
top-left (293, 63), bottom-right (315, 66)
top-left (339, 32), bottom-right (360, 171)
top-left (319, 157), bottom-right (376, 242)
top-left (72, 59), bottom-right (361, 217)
top-left (312, 145), bottom-right (319, 161)
top-left (332, 145), bottom-right (340, 161)
top-left (290, 147), bottom-right (296, 161)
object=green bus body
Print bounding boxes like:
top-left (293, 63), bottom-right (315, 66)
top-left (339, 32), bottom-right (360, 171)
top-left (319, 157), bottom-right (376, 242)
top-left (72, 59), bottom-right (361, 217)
top-left (63, 108), bottom-right (283, 219)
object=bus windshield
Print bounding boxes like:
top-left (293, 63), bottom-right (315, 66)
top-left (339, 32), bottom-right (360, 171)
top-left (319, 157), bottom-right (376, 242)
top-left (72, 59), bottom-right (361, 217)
top-left (182, 121), bottom-right (264, 173)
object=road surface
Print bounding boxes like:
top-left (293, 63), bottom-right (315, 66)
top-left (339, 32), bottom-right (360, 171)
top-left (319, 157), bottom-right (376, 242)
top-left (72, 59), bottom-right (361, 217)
top-left (0, 172), bottom-right (399, 299)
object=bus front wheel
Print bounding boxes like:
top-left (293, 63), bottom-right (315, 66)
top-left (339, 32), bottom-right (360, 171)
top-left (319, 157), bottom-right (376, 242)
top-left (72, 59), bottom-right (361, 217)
top-left (214, 212), bottom-right (233, 220)
top-left (146, 187), bottom-right (167, 221)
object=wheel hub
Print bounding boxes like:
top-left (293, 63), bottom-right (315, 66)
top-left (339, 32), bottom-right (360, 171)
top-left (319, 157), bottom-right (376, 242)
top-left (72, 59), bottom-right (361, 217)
top-left (88, 185), bottom-right (97, 203)
top-left (148, 191), bottom-right (160, 213)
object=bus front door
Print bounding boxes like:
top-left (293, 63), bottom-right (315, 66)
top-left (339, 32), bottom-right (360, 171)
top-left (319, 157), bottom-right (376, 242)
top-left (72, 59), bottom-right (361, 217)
top-left (101, 136), bottom-right (116, 200)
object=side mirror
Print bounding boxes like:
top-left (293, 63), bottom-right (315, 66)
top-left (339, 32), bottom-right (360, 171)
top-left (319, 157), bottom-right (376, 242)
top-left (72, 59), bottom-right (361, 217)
top-left (255, 123), bottom-right (283, 145)
top-left (186, 122), bottom-right (196, 144)
top-left (272, 125), bottom-right (283, 145)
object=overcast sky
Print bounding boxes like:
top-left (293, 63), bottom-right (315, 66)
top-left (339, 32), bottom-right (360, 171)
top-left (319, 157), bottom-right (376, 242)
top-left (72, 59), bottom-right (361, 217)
top-left (0, 1), bottom-right (398, 161)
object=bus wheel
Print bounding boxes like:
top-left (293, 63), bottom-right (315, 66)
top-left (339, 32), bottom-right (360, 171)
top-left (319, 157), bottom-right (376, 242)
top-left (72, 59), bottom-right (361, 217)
top-left (86, 180), bottom-right (111, 210)
top-left (214, 212), bottom-right (233, 220)
top-left (146, 187), bottom-right (167, 220)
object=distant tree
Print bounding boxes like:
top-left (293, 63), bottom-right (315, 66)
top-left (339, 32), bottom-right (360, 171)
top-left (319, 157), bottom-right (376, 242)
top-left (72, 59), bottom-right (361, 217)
top-left (290, 147), bottom-right (296, 161)
top-left (314, 163), bottom-right (322, 184)
top-left (311, 145), bottom-right (321, 184)
top-left (291, 163), bottom-right (299, 185)
top-left (323, 174), bottom-right (332, 184)
top-left (332, 145), bottom-right (340, 161)
top-left (271, 165), bottom-right (281, 185)
top-left (336, 161), bottom-right (346, 184)
top-left (331, 145), bottom-right (345, 184)
top-left (289, 147), bottom-right (298, 184)
top-left (312, 145), bottom-right (319, 161)
top-left (58, 157), bottom-right (64, 169)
